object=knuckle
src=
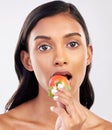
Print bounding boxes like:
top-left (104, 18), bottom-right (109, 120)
top-left (57, 108), bottom-right (65, 116)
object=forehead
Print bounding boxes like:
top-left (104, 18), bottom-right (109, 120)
top-left (30, 13), bottom-right (85, 40)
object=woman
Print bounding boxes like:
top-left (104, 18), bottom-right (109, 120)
top-left (0, 0), bottom-right (112, 129)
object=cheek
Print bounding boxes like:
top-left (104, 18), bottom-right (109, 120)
top-left (71, 50), bottom-right (87, 89)
top-left (28, 43), bottom-right (52, 89)
top-left (71, 48), bottom-right (87, 70)
top-left (77, 50), bottom-right (87, 77)
top-left (30, 55), bottom-right (51, 90)
top-left (77, 60), bottom-right (87, 83)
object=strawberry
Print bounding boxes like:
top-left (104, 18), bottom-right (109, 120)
top-left (48, 75), bottom-right (71, 97)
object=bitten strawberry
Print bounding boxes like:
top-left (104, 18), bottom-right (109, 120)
top-left (48, 75), bottom-right (71, 97)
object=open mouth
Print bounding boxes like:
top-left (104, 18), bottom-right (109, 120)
top-left (53, 72), bottom-right (72, 80)
top-left (65, 74), bottom-right (72, 80)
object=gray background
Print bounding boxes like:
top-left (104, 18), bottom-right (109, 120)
top-left (0, 0), bottom-right (112, 121)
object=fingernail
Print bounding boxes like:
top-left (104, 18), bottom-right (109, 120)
top-left (58, 83), bottom-right (64, 89)
top-left (51, 89), bottom-right (58, 95)
top-left (53, 95), bottom-right (58, 100)
top-left (50, 106), bottom-right (54, 111)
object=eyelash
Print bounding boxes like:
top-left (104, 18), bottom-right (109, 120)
top-left (38, 44), bottom-right (51, 52)
top-left (38, 41), bottom-right (79, 52)
top-left (67, 41), bottom-right (79, 48)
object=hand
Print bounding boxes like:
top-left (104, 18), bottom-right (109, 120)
top-left (50, 87), bottom-right (87, 130)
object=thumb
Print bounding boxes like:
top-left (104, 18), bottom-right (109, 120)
top-left (55, 116), bottom-right (62, 130)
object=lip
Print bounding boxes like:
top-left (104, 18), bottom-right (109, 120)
top-left (52, 71), bottom-right (72, 80)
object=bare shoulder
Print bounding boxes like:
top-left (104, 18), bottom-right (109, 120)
top-left (87, 119), bottom-right (112, 130)
top-left (94, 118), bottom-right (112, 130)
top-left (102, 120), bottom-right (112, 130)
top-left (0, 113), bottom-right (12, 130)
top-left (85, 108), bottom-right (112, 130)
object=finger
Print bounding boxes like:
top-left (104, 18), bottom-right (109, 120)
top-left (56, 101), bottom-right (65, 109)
top-left (52, 85), bottom-right (72, 99)
top-left (53, 93), bottom-right (87, 121)
top-left (58, 85), bottom-right (71, 97)
top-left (52, 86), bottom-right (87, 122)
top-left (53, 95), bottom-right (73, 116)
top-left (53, 93), bottom-right (73, 110)
top-left (50, 106), bottom-right (74, 129)
top-left (55, 117), bottom-right (62, 130)
top-left (50, 105), bottom-right (67, 117)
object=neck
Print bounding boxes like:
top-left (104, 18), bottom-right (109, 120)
top-left (36, 86), bottom-right (56, 107)
top-left (30, 87), bottom-right (57, 121)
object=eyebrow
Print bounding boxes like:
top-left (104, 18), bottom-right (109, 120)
top-left (34, 32), bottom-right (81, 41)
top-left (64, 32), bottom-right (81, 38)
top-left (34, 35), bottom-right (51, 41)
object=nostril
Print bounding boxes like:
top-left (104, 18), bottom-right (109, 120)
top-left (55, 62), bottom-right (59, 65)
top-left (54, 55), bottom-right (68, 66)
top-left (64, 62), bottom-right (67, 64)
top-left (55, 61), bottom-right (67, 66)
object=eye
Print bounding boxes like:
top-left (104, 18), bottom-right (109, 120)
top-left (67, 41), bottom-right (79, 48)
top-left (38, 44), bottom-right (51, 52)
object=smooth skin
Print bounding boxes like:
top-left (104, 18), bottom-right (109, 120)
top-left (0, 13), bottom-right (112, 130)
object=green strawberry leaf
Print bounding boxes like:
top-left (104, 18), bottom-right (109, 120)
top-left (48, 87), bottom-right (54, 97)
top-left (56, 80), bottom-right (62, 86)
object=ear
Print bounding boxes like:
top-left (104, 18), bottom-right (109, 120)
top-left (20, 50), bottom-right (33, 71)
top-left (86, 44), bottom-right (93, 66)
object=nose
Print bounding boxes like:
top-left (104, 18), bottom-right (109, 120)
top-left (53, 49), bottom-right (68, 66)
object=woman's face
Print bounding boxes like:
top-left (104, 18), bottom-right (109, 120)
top-left (23, 13), bottom-right (92, 97)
